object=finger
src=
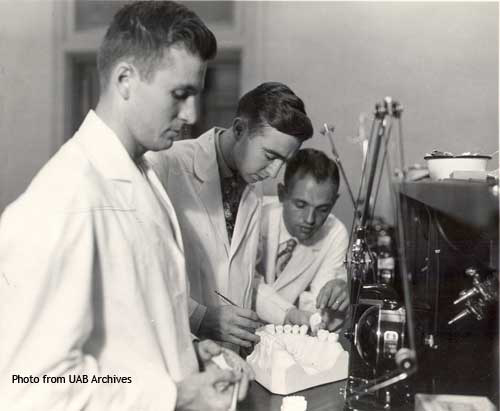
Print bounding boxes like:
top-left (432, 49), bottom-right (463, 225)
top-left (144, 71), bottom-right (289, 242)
top-left (316, 288), bottom-right (328, 309)
top-left (232, 316), bottom-right (262, 331)
top-left (198, 339), bottom-right (222, 361)
top-left (210, 368), bottom-right (238, 386)
top-left (230, 327), bottom-right (260, 344)
top-left (237, 373), bottom-right (249, 401)
top-left (333, 291), bottom-right (348, 310)
top-left (230, 354), bottom-right (255, 381)
top-left (225, 334), bottom-right (253, 348)
top-left (221, 349), bottom-right (255, 380)
top-left (328, 289), bottom-right (340, 309)
top-left (212, 380), bottom-right (234, 410)
top-left (339, 299), bottom-right (349, 312)
top-left (233, 307), bottom-right (260, 322)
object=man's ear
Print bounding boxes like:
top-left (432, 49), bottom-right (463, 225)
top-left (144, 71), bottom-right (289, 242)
top-left (277, 183), bottom-right (287, 203)
top-left (232, 117), bottom-right (248, 141)
top-left (112, 62), bottom-right (136, 100)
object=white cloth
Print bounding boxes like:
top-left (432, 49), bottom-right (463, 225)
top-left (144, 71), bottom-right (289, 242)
top-left (146, 128), bottom-right (263, 333)
top-left (0, 111), bottom-right (198, 411)
top-left (255, 200), bottom-right (349, 325)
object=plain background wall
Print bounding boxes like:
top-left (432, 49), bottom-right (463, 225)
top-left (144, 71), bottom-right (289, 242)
top-left (241, 2), bottom-right (499, 228)
top-left (0, 1), bottom-right (498, 230)
top-left (0, 1), bottom-right (57, 212)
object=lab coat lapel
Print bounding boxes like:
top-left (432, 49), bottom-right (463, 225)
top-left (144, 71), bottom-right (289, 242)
top-left (74, 111), bottom-right (136, 211)
top-left (193, 130), bottom-right (230, 255)
top-left (264, 206), bottom-right (282, 282)
top-left (142, 158), bottom-right (184, 251)
top-left (75, 111), bottom-right (180, 250)
top-left (230, 184), bottom-right (260, 259)
top-left (274, 244), bottom-right (316, 291)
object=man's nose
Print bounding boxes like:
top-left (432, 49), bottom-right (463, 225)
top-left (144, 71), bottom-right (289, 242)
top-left (267, 159), bottom-right (283, 179)
top-left (178, 97), bottom-right (197, 125)
top-left (305, 208), bottom-right (316, 225)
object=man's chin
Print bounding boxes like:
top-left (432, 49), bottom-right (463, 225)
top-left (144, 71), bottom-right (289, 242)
top-left (295, 229), bottom-right (315, 242)
top-left (158, 139), bottom-right (174, 151)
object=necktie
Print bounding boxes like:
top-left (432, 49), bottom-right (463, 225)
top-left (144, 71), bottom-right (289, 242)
top-left (275, 238), bottom-right (298, 276)
top-left (221, 173), bottom-right (246, 242)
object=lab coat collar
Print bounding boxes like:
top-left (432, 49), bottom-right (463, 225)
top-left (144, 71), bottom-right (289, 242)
top-left (74, 111), bottom-right (181, 243)
top-left (74, 110), bottom-right (139, 183)
top-left (193, 127), bottom-right (225, 182)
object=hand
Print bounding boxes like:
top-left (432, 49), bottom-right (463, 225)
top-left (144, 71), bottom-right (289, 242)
top-left (176, 365), bottom-right (239, 411)
top-left (193, 340), bottom-right (255, 400)
top-left (193, 339), bottom-right (223, 370)
top-left (319, 308), bottom-right (345, 332)
top-left (283, 307), bottom-right (312, 326)
top-left (217, 346), bottom-right (255, 400)
top-left (199, 305), bottom-right (261, 348)
top-left (316, 279), bottom-right (349, 312)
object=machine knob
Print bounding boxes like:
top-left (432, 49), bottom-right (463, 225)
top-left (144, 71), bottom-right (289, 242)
top-left (395, 348), bottom-right (415, 371)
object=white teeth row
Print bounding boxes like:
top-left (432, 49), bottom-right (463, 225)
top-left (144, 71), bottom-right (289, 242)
top-left (266, 324), bottom-right (304, 335)
top-left (264, 324), bottom-right (339, 342)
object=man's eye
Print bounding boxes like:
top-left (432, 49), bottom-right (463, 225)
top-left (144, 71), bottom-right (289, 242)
top-left (294, 201), bottom-right (305, 209)
top-left (264, 153), bottom-right (276, 161)
top-left (172, 90), bottom-right (189, 100)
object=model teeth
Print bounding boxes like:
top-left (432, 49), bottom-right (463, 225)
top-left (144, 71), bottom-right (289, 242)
top-left (317, 329), bottom-right (329, 342)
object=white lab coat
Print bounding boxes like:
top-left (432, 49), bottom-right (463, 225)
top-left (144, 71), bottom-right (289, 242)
top-left (255, 201), bottom-right (349, 324)
top-left (147, 128), bottom-right (263, 333)
top-left (0, 111), bottom-right (198, 411)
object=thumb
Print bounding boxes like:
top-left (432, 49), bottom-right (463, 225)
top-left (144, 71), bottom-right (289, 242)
top-left (199, 339), bottom-right (222, 362)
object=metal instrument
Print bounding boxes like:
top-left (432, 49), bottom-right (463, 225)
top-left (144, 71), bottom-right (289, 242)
top-left (341, 97), bottom-right (417, 410)
top-left (448, 268), bottom-right (499, 325)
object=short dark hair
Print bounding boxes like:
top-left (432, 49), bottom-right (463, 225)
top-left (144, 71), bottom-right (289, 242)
top-left (97, 1), bottom-right (217, 90)
top-left (284, 148), bottom-right (340, 190)
top-left (236, 82), bottom-right (313, 143)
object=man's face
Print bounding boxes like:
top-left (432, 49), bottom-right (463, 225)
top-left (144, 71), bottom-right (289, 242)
top-left (280, 173), bottom-right (339, 242)
top-left (128, 46), bottom-right (207, 153)
top-left (232, 125), bottom-right (301, 184)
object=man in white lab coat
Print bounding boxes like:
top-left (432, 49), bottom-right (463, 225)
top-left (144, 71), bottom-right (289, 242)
top-left (147, 82), bottom-right (314, 350)
top-left (255, 149), bottom-right (349, 329)
top-left (0, 2), bottom-right (251, 410)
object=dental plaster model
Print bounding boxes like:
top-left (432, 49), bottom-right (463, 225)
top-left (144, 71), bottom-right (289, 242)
top-left (246, 324), bottom-right (349, 395)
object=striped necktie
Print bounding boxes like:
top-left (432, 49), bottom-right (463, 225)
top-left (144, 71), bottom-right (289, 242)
top-left (275, 238), bottom-right (298, 276)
